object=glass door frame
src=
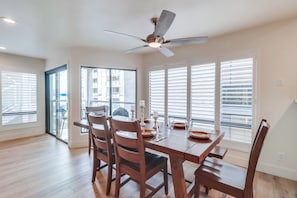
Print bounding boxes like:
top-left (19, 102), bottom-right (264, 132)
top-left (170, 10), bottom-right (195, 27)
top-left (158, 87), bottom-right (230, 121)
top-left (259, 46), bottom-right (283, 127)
top-left (80, 66), bottom-right (137, 119)
top-left (45, 64), bottom-right (68, 143)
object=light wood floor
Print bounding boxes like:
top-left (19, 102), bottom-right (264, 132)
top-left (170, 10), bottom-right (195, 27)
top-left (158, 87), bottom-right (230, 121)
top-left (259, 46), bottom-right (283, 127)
top-left (0, 134), bottom-right (296, 198)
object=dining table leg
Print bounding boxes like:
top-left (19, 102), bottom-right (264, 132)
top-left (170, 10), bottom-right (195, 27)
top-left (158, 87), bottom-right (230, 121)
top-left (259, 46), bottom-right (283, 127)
top-left (169, 154), bottom-right (188, 198)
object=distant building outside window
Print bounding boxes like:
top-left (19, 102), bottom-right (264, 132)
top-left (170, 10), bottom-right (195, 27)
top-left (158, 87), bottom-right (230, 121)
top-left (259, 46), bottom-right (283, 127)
top-left (80, 67), bottom-right (136, 126)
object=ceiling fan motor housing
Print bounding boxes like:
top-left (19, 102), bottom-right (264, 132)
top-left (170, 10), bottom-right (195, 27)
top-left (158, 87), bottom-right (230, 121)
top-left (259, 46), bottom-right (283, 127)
top-left (146, 34), bottom-right (163, 44)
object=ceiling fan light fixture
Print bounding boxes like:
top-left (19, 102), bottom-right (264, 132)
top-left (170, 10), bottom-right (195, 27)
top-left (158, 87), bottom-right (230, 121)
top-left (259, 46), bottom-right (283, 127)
top-left (149, 42), bottom-right (161, 48)
top-left (105, 9), bottom-right (208, 57)
top-left (1, 17), bottom-right (16, 24)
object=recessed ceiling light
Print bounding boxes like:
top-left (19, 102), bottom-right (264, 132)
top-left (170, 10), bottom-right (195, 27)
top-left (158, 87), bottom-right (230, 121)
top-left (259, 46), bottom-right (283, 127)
top-left (0, 46), bottom-right (7, 50)
top-left (1, 17), bottom-right (16, 24)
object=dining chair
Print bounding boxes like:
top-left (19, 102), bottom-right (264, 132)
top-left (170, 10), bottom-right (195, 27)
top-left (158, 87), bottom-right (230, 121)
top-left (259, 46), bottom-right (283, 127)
top-left (112, 107), bottom-right (129, 117)
top-left (87, 113), bottom-right (115, 195)
top-left (86, 105), bottom-right (108, 155)
top-left (57, 107), bottom-right (67, 138)
top-left (193, 119), bottom-right (270, 198)
top-left (110, 118), bottom-right (168, 198)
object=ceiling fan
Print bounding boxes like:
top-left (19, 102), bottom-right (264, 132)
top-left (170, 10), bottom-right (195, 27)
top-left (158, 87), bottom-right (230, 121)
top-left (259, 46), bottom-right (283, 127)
top-left (104, 10), bottom-right (208, 57)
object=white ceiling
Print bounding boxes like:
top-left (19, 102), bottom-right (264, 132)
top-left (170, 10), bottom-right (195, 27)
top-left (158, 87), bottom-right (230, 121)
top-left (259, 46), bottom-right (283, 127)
top-left (1, 0), bottom-right (297, 59)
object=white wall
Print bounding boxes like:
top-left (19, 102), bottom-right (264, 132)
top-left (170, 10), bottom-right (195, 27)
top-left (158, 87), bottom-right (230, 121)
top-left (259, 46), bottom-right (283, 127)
top-left (0, 53), bottom-right (46, 141)
top-left (21, 16), bottom-right (297, 181)
top-left (46, 47), bottom-right (143, 148)
top-left (142, 17), bottom-right (297, 181)
top-left (45, 48), bottom-right (70, 71)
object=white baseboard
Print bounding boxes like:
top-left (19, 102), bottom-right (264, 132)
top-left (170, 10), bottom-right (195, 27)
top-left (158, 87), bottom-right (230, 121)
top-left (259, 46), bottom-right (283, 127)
top-left (68, 140), bottom-right (88, 148)
top-left (0, 130), bottom-right (44, 142)
top-left (257, 162), bottom-right (297, 181)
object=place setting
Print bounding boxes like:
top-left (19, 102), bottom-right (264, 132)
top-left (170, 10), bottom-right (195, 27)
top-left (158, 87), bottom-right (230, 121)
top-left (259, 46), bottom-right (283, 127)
top-left (187, 124), bottom-right (213, 142)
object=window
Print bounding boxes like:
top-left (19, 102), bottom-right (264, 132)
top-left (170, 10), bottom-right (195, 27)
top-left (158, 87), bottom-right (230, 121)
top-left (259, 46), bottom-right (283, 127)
top-left (220, 58), bottom-right (253, 143)
top-left (149, 70), bottom-right (165, 119)
top-left (168, 67), bottom-right (187, 120)
top-left (191, 63), bottom-right (216, 131)
top-left (1, 71), bottom-right (37, 125)
top-left (81, 67), bottom-right (136, 121)
top-left (112, 87), bottom-right (119, 93)
top-left (81, 67), bottom-right (109, 111)
top-left (148, 57), bottom-right (255, 144)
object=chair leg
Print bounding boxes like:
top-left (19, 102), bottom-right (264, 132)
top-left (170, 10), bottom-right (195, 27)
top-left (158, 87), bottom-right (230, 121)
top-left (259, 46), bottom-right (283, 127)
top-left (92, 158), bottom-right (98, 183)
top-left (140, 180), bottom-right (146, 198)
top-left (88, 130), bottom-right (91, 155)
top-left (115, 169), bottom-right (121, 198)
top-left (194, 183), bottom-right (200, 198)
top-left (105, 163), bottom-right (113, 195)
top-left (163, 164), bottom-right (168, 195)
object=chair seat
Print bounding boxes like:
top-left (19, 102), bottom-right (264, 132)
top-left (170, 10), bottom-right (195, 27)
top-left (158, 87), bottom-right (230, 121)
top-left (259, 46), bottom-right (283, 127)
top-left (196, 157), bottom-right (247, 194)
top-left (144, 152), bottom-right (167, 170)
top-left (95, 148), bottom-right (115, 162)
top-left (120, 152), bottom-right (167, 180)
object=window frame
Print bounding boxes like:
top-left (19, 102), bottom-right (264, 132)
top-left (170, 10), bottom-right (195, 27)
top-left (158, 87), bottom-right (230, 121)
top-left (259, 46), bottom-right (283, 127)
top-left (149, 69), bottom-right (166, 120)
top-left (0, 70), bottom-right (40, 130)
top-left (147, 55), bottom-right (257, 147)
top-left (191, 62), bottom-right (216, 131)
top-left (80, 65), bottom-right (137, 119)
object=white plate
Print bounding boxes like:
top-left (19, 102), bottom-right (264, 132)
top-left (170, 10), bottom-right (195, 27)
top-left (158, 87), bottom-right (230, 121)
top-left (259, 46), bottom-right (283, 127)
top-left (173, 122), bottom-right (185, 129)
top-left (189, 131), bottom-right (210, 140)
top-left (142, 129), bottom-right (156, 137)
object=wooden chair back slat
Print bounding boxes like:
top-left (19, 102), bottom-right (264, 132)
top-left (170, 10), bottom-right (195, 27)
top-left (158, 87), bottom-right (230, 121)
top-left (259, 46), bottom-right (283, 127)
top-left (86, 105), bottom-right (108, 115)
top-left (114, 133), bottom-right (139, 149)
top-left (117, 146), bottom-right (142, 164)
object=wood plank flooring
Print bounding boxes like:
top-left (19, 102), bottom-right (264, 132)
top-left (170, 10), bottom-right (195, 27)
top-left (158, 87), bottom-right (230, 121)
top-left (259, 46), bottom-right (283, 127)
top-left (0, 134), bottom-right (296, 198)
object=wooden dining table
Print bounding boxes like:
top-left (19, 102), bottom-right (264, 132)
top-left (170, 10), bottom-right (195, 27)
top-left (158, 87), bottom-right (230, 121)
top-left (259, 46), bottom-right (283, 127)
top-left (73, 118), bottom-right (224, 198)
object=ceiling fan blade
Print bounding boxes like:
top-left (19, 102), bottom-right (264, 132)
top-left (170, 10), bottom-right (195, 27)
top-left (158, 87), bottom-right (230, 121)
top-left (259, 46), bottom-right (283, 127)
top-left (125, 45), bottom-right (149, 53)
top-left (104, 30), bottom-right (146, 43)
top-left (167, 36), bottom-right (208, 45)
top-left (154, 10), bottom-right (176, 38)
top-left (158, 46), bottom-right (174, 57)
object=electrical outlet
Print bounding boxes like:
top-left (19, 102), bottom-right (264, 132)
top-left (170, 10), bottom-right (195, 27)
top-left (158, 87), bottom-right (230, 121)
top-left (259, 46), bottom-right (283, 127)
top-left (277, 152), bottom-right (285, 162)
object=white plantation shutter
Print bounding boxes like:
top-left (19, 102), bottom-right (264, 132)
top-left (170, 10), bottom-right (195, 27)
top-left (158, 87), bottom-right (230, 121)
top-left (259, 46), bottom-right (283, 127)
top-left (148, 56), bottom-right (254, 144)
top-left (1, 71), bottom-right (37, 125)
top-left (191, 63), bottom-right (215, 131)
top-left (149, 70), bottom-right (165, 119)
top-left (220, 58), bottom-right (253, 143)
top-left (168, 67), bottom-right (187, 119)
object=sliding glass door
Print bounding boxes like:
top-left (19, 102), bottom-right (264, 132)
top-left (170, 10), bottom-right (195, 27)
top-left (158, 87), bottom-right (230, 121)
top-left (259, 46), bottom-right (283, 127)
top-left (45, 65), bottom-right (68, 143)
top-left (81, 67), bottom-right (136, 120)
